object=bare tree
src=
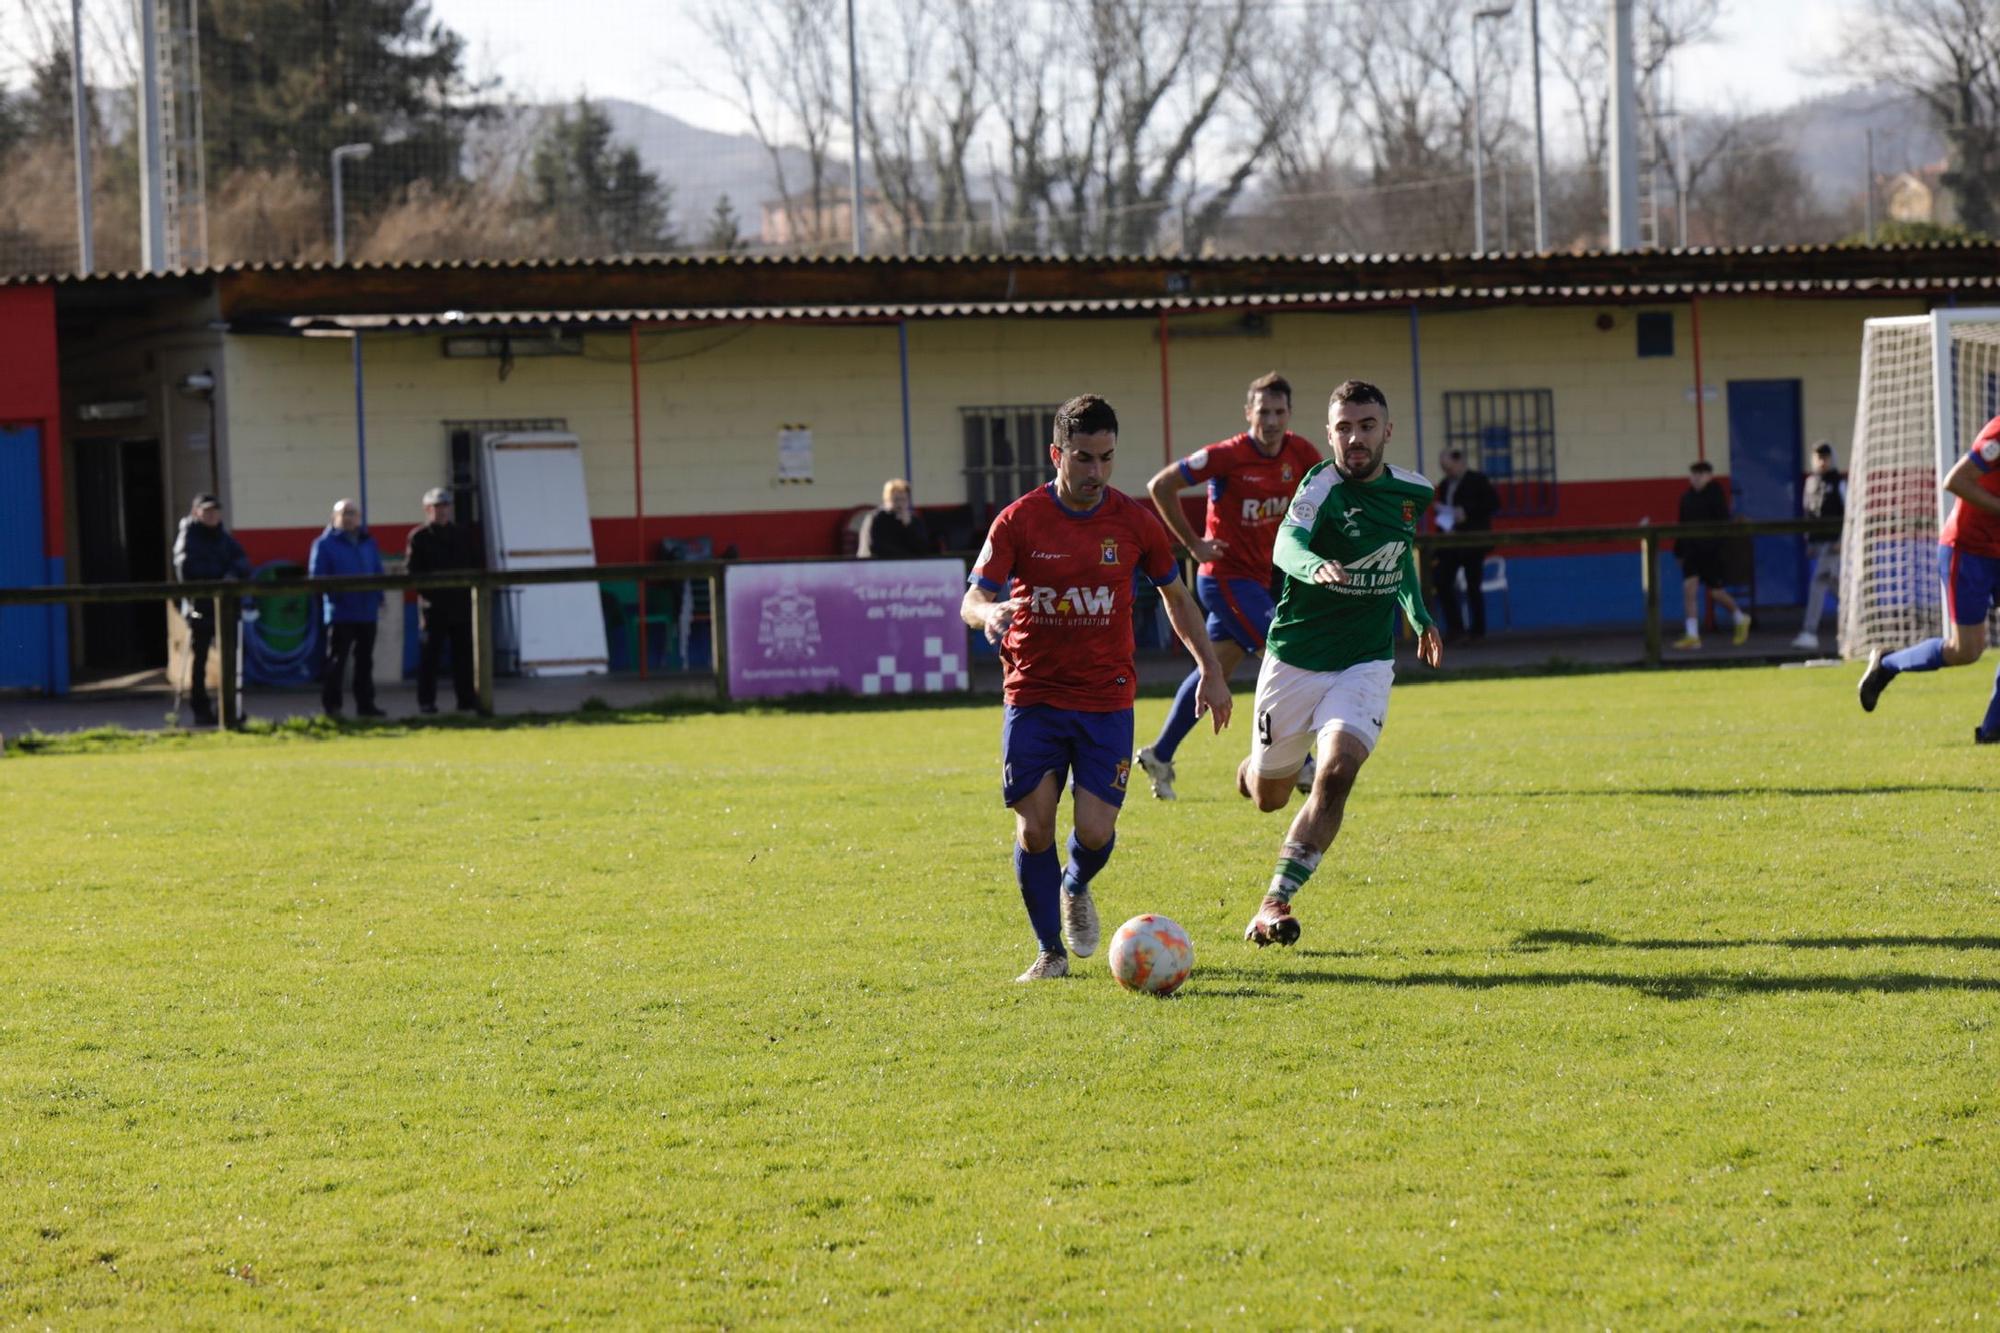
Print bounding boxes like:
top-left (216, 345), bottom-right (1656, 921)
top-left (857, 0), bottom-right (987, 253)
top-left (1833, 0), bottom-right (2000, 234)
top-left (701, 0), bottom-right (842, 249)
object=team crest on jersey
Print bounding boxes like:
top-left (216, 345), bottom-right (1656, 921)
top-left (1290, 498), bottom-right (1317, 524)
top-left (1113, 759), bottom-right (1131, 791)
top-left (1402, 500), bottom-right (1416, 523)
top-left (1282, 463), bottom-right (1295, 483)
top-left (1100, 537), bottom-right (1118, 565)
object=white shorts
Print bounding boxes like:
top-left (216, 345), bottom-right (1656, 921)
top-left (1248, 654), bottom-right (1394, 777)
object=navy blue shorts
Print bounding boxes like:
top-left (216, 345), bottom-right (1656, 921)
top-left (1942, 544), bottom-right (2000, 626)
top-left (1000, 704), bottom-right (1134, 808)
top-left (1197, 574), bottom-right (1275, 652)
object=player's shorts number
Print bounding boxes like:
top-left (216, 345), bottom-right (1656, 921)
top-left (1257, 709), bottom-right (1273, 746)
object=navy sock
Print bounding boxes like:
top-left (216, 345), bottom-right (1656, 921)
top-left (1883, 638), bottom-right (1946, 674)
top-left (1149, 670), bottom-right (1205, 763)
top-left (1015, 843), bottom-right (1064, 953)
top-left (1983, 663), bottom-right (2000, 738)
top-left (1063, 831), bottom-right (1115, 894)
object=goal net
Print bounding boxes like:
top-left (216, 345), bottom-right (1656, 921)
top-left (1839, 310), bottom-right (2000, 658)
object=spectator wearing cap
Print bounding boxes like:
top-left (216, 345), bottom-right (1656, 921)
top-left (172, 493), bottom-right (250, 725)
top-left (405, 486), bottom-right (482, 714)
top-left (308, 498), bottom-right (386, 717)
top-left (1794, 441), bottom-right (1846, 652)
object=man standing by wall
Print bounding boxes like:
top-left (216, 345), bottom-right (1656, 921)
top-left (1794, 442), bottom-right (1845, 652)
top-left (1430, 447), bottom-right (1501, 644)
top-left (172, 494), bottom-right (249, 726)
top-left (406, 487), bottom-right (481, 715)
top-left (309, 498), bottom-right (386, 718)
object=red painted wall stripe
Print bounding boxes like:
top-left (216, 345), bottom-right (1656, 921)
top-left (0, 284), bottom-right (63, 558)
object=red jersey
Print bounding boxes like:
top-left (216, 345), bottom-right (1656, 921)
top-left (970, 483), bottom-right (1180, 710)
top-left (1942, 416), bottom-right (2000, 557)
top-left (1176, 431), bottom-right (1324, 580)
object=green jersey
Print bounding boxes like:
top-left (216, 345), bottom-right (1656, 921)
top-left (1266, 460), bottom-right (1435, 672)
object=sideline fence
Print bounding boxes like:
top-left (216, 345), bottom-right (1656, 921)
top-left (0, 518), bottom-right (1843, 729)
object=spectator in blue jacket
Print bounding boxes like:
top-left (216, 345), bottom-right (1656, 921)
top-left (173, 493), bottom-right (250, 726)
top-left (308, 498), bottom-right (386, 718)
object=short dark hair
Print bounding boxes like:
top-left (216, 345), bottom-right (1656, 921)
top-left (1054, 394), bottom-right (1119, 447)
top-left (1329, 379), bottom-right (1388, 411)
top-left (1813, 441), bottom-right (1834, 457)
top-left (1690, 460), bottom-right (1715, 475)
top-left (1247, 371), bottom-right (1292, 407)
top-left (1441, 448), bottom-right (1466, 463)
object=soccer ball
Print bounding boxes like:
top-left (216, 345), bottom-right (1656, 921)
top-left (1108, 914), bottom-right (1193, 996)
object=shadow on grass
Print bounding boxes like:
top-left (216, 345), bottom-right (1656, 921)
top-left (3, 688), bottom-right (999, 756)
top-left (1516, 927), bottom-right (2000, 952)
top-left (1203, 962), bottom-right (2000, 1001)
top-left (1174, 985), bottom-right (1301, 1002)
top-left (1406, 784), bottom-right (1991, 800)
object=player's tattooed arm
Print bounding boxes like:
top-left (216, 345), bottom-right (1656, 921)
top-left (961, 585), bottom-right (1025, 645)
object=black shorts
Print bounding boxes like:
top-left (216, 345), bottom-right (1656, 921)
top-left (1677, 544), bottom-right (1726, 587)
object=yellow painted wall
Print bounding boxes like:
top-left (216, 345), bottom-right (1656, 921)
top-left (219, 295), bottom-right (1927, 536)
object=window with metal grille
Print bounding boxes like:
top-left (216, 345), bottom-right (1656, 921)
top-left (960, 404), bottom-right (1059, 522)
top-left (1440, 390), bottom-right (1557, 516)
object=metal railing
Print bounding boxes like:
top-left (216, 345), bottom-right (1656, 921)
top-left (0, 518), bottom-right (1843, 728)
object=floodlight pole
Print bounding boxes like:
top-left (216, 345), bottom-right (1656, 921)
top-left (332, 143), bottom-right (373, 519)
top-left (1529, 0), bottom-right (1547, 251)
top-left (846, 0), bottom-right (865, 256)
top-left (1471, 5), bottom-right (1514, 257)
top-left (70, 0), bottom-right (94, 273)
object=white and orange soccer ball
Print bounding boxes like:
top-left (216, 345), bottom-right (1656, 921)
top-left (1108, 914), bottom-right (1193, 996)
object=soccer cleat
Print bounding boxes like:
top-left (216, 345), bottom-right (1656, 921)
top-left (1732, 615), bottom-right (1753, 646)
top-left (1672, 634), bottom-right (1703, 650)
top-left (1791, 631), bottom-right (1820, 651)
top-left (1061, 885), bottom-right (1101, 957)
top-left (1294, 753), bottom-right (1316, 795)
top-left (1977, 727), bottom-right (1999, 746)
top-left (1135, 746), bottom-right (1177, 800)
top-left (1244, 897), bottom-right (1302, 948)
top-left (1857, 647), bottom-right (1891, 713)
top-left (1015, 950), bottom-right (1069, 982)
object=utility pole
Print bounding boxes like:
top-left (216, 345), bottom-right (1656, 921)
top-left (846, 0), bottom-right (865, 256)
top-left (1471, 5), bottom-right (1514, 257)
top-left (1530, 0), bottom-right (1548, 252)
top-left (1608, 0), bottom-right (1640, 252)
top-left (1865, 128), bottom-right (1877, 243)
top-left (69, 0), bottom-right (93, 273)
top-left (137, 0), bottom-right (167, 270)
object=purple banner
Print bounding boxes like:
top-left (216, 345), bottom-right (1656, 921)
top-left (724, 558), bottom-right (972, 699)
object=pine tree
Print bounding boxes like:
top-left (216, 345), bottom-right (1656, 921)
top-left (526, 98), bottom-right (676, 256)
top-left (702, 194), bottom-right (745, 253)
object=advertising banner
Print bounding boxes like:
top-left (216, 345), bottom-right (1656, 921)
top-left (724, 558), bottom-right (971, 699)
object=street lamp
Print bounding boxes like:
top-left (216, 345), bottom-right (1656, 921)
top-left (1471, 4), bottom-right (1514, 258)
top-left (330, 142), bottom-right (373, 264)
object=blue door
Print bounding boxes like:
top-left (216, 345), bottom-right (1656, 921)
top-left (0, 423), bottom-right (54, 689)
top-left (1726, 380), bottom-right (1804, 603)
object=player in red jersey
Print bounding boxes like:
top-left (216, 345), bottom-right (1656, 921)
top-left (962, 394), bottom-right (1233, 981)
top-left (1857, 413), bottom-right (2000, 742)
top-left (1136, 371), bottom-right (1322, 799)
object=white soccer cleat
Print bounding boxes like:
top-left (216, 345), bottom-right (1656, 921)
top-left (1015, 950), bottom-right (1070, 982)
top-left (1061, 885), bottom-right (1101, 957)
top-left (1294, 753), bottom-right (1316, 795)
top-left (1791, 631), bottom-right (1820, 651)
top-left (1135, 745), bottom-right (1177, 801)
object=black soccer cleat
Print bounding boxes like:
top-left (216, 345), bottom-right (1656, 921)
top-left (1857, 647), bottom-right (1892, 713)
top-left (1245, 898), bottom-right (1302, 948)
top-left (1977, 727), bottom-right (1999, 746)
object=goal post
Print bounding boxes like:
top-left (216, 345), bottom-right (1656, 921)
top-left (1838, 308), bottom-right (2000, 659)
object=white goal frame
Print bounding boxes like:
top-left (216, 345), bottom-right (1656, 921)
top-left (1840, 307), bottom-right (2000, 658)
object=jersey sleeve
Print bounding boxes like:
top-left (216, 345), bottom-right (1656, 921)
top-left (1272, 463), bottom-right (1335, 583)
top-left (1397, 540), bottom-right (1434, 632)
top-left (1136, 505), bottom-right (1181, 587)
top-left (1176, 438), bottom-right (1231, 486)
top-left (1971, 425), bottom-right (2000, 472)
top-left (968, 510), bottom-right (1015, 593)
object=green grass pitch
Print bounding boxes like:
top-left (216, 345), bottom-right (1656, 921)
top-left (4, 662), bottom-right (1998, 1325)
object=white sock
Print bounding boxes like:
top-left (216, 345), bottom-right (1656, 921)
top-left (1684, 618), bottom-right (1699, 637)
top-left (1736, 608), bottom-right (1750, 626)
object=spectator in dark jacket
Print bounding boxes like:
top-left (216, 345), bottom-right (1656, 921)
top-left (172, 493), bottom-right (249, 726)
top-left (1430, 449), bottom-right (1502, 642)
top-left (858, 479), bottom-right (933, 558)
top-left (308, 498), bottom-right (386, 717)
top-left (405, 487), bottom-right (482, 714)
top-left (1673, 460), bottom-right (1750, 650)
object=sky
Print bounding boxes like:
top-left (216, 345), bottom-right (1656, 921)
top-left (421, 0), bottom-right (1862, 139)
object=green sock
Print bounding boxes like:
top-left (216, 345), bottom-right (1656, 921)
top-left (1267, 840), bottom-right (1323, 903)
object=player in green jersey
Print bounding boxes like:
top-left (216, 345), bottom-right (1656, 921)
top-left (1237, 379), bottom-right (1444, 946)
